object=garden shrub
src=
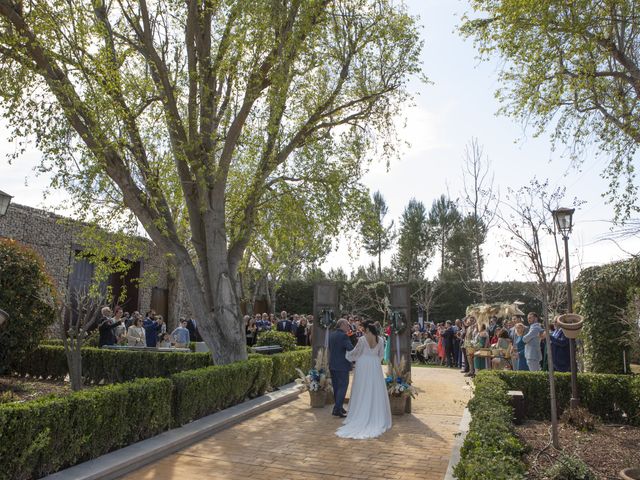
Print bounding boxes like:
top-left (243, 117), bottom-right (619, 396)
top-left (454, 371), bottom-right (527, 480)
top-left (494, 371), bottom-right (639, 425)
top-left (0, 377), bottom-right (172, 480)
top-left (11, 345), bottom-right (212, 383)
top-left (171, 356), bottom-right (272, 426)
top-left (0, 239), bottom-right (57, 374)
top-left (544, 455), bottom-right (595, 480)
top-left (256, 330), bottom-right (297, 351)
top-left (269, 348), bottom-right (312, 387)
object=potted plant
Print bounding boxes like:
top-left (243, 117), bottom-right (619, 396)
top-left (385, 359), bottom-right (417, 415)
top-left (555, 313), bottom-right (584, 339)
top-left (620, 468), bottom-right (640, 480)
top-left (296, 348), bottom-right (333, 408)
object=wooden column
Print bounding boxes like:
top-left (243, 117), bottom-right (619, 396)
top-left (390, 283), bottom-right (412, 413)
top-left (312, 282), bottom-right (339, 363)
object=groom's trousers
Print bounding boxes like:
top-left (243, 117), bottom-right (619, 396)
top-left (330, 369), bottom-right (349, 414)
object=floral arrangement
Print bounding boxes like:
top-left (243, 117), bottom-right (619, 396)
top-left (296, 348), bottom-right (333, 394)
top-left (385, 359), bottom-right (417, 398)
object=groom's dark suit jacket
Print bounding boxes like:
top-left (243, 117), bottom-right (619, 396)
top-left (329, 330), bottom-right (354, 371)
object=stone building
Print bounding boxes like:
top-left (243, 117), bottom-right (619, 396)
top-left (0, 202), bottom-right (190, 326)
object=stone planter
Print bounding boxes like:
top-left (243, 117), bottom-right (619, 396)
top-left (620, 468), bottom-right (640, 480)
top-left (555, 313), bottom-right (584, 339)
top-left (309, 391), bottom-right (325, 408)
top-left (389, 395), bottom-right (407, 415)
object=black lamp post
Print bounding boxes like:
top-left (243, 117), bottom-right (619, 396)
top-left (0, 190), bottom-right (12, 217)
top-left (552, 207), bottom-right (580, 409)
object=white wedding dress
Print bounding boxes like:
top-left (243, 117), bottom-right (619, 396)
top-left (336, 336), bottom-right (392, 439)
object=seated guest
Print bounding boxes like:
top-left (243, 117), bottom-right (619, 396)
top-left (126, 315), bottom-right (146, 346)
top-left (186, 317), bottom-right (201, 342)
top-left (158, 332), bottom-right (173, 348)
top-left (491, 329), bottom-right (512, 370)
top-left (171, 319), bottom-right (191, 348)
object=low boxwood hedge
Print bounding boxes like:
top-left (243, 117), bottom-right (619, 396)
top-left (11, 345), bottom-right (212, 383)
top-left (493, 370), bottom-right (640, 425)
top-left (270, 348), bottom-right (312, 387)
top-left (171, 356), bottom-right (273, 426)
top-left (454, 371), bottom-right (527, 480)
top-left (0, 377), bottom-right (172, 480)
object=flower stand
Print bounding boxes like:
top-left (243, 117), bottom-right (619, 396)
top-left (389, 395), bottom-right (407, 415)
top-left (309, 390), bottom-right (325, 408)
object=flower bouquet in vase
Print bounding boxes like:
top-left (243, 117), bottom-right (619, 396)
top-left (385, 358), bottom-right (417, 415)
top-left (296, 348), bottom-right (333, 408)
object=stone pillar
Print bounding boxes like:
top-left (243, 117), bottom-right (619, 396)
top-left (390, 283), bottom-right (412, 413)
top-left (312, 282), bottom-right (339, 364)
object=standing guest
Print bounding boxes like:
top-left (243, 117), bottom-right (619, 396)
top-left (473, 323), bottom-right (490, 371)
top-left (459, 318), bottom-right (468, 373)
top-left (487, 316), bottom-right (498, 339)
top-left (491, 329), bottom-right (513, 370)
top-left (123, 311), bottom-right (132, 329)
top-left (523, 312), bottom-right (545, 371)
top-left (171, 319), bottom-right (191, 348)
top-left (112, 306), bottom-right (127, 344)
top-left (269, 313), bottom-right (277, 329)
top-left (126, 315), bottom-right (146, 346)
top-left (513, 323), bottom-right (528, 371)
top-left (453, 319), bottom-right (462, 368)
top-left (296, 316), bottom-right (309, 346)
top-left (443, 321), bottom-right (456, 368)
top-left (246, 316), bottom-right (257, 346)
top-left (464, 317), bottom-right (478, 376)
top-left (143, 311), bottom-right (161, 348)
top-left (186, 317), bottom-right (201, 342)
top-left (277, 311), bottom-right (293, 332)
top-left (436, 324), bottom-right (445, 365)
top-left (550, 321), bottom-right (571, 372)
top-left (98, 307), bottom-right (122, 347)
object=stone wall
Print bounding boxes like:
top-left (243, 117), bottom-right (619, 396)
top-left (0, 203), bottom-right (189, 322)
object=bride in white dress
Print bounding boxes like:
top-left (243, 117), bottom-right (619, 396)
top-left (336, 323), bottom-right (392, 439)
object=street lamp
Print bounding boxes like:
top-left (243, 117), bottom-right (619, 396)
top-left (0, 190), bottom-right (12, 216)
top-left (552, 207), bottom-right (580, 409)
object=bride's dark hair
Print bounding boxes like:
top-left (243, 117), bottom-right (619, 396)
top-left (364, 322), bottom-right (379, 343)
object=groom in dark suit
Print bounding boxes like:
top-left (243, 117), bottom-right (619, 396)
top-left (329, 319), bottom-right (355, 418)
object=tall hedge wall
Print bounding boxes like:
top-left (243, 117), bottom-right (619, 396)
top-left (276, 279), bottom-right (544, 322)
top-left (575, 257), bottom-right (640, 373)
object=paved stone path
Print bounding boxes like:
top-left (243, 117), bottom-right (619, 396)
top-left (123, 367), bottom-right (472, 480)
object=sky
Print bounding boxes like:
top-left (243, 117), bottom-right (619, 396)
top-left (0, 0), bottom-right (639, 282)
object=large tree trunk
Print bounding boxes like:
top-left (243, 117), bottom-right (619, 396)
top-left (167, 256), bottom-right (182, 330)
top-left (178, 248), bottom-right (247, 364)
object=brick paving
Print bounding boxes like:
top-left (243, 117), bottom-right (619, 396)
top-left (123, 366), bottom-right (472, 480)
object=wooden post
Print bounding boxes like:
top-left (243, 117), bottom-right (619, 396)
top-left (312, 282), bottom-right (339, 364)
top-left (390, 283), bottom-right (412, 413)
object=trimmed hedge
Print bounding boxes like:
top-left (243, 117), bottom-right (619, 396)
top-left (171, 356), bottom-right (273, 426)
top-left (270, 348), bottom-right (312, 387)
top-left (455, 372), bottom-right (527, 480)
top-left (0, 377), bottom-right (172, 480)
top-left (493, 370), bottom-right (640, 425)
top-left (256, 330), bottom-right (297, 352)
top-left (11, 345), bottom-right (212, 383)
top-left (575, 258), bottom-right (640, 373)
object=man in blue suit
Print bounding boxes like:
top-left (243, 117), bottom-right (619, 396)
top-left (329, 318), bottom-right (355, 417)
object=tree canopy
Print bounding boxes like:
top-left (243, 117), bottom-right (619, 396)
top-left (392, 198), bottom-right (432, 281)
top-left (462, 0), bottom-right (640, 220)
top-left (0, 0), bottom-right (423, 363)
